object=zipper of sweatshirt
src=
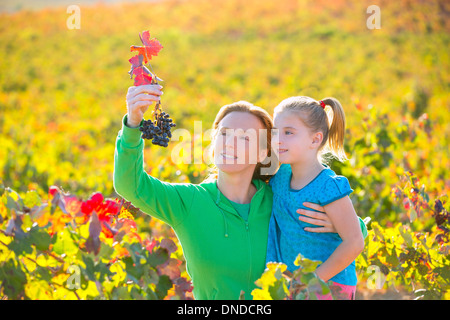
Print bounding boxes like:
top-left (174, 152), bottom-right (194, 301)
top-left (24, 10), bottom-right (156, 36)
top-left (245, 183), bottom-right (264, 295)
top-left (246, 184), bottom-right (262, 292)
top-left (244, 219), bottom-right (252, 294)
top-left (214, 181), bottom-right (262, 295)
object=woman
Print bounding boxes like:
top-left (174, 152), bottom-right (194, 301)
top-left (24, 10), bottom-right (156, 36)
top-left (113, 84), bottom-right (365, 299)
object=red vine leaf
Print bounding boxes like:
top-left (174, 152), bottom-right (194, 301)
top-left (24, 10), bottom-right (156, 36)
top-left (130, 30), bottom-right (163, 64)
top-left (157, 258), bottom-right (181, 280)
top-left (128, 54), bottom-right (153, 86)
top-left (160, 238), bottom-right (178, 254)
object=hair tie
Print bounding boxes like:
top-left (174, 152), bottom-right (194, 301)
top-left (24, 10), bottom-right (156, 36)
top-left (319, 100), bottom-right (326, 109)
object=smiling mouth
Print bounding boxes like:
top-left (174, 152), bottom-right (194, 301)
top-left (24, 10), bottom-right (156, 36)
top-left (278, 149), bottom-right (288, 154)
top-left (221, 153), bottom-right (238, 160)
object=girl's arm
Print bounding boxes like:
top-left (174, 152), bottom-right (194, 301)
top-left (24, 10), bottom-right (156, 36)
top-left (312, 196), bottom-right (365, 282)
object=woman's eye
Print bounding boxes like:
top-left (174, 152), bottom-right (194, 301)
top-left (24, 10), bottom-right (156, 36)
top-left (285, 131), bottom-right (292, 135)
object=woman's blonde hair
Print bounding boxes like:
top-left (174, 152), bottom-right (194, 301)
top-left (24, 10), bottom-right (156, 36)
top-left (205, 101), bottom-right (275, 183)
top-left (274, 96), bottom-right (348, 163)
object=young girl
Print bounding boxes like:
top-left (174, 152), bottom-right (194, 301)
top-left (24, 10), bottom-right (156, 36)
top-left (266, 96), bottom-right (365, 300)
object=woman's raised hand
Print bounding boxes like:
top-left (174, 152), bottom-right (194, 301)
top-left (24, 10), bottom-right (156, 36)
top-left (125, 84), bottom-right (163, 128)
top-left (297, 202), bottom-right (337, 233)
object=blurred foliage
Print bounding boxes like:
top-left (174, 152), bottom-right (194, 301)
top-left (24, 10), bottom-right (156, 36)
top-left (0, 0), bottom-right (449, 299)
top-left (0, 185), bottom-right (193, 299)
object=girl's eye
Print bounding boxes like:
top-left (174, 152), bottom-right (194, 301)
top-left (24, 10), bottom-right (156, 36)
top-left (285, 131), bottom-right (292, 135)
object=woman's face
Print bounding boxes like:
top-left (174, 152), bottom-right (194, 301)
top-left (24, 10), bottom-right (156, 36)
top-left (213, 111), bottom-right (267, 175)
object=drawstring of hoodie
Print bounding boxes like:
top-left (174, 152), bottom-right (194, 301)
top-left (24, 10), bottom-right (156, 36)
top-left (216, 189), bottom-right (229, 238)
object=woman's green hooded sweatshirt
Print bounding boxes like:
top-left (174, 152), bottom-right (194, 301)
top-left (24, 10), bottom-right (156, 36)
top-left (113, 115), bottom-right (273, 300)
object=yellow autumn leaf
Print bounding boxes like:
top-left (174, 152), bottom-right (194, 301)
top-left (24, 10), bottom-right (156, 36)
top-left (255, 268), bottom-right (277, 289)
top-left (25, 280), bottom-right (54, 300)
top-left (251, 288), bottom-right (273, 300)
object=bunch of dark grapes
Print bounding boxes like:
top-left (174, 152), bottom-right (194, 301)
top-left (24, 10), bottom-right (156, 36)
top-left (140, 110), bottom-right (176, 147)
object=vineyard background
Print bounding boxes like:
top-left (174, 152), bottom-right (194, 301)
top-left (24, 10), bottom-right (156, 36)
top-left (0, 0), bottom-right (449, 300)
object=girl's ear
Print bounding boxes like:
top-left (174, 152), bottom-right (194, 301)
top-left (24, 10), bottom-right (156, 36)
top-left (311, 131), bottom-right (323, 149)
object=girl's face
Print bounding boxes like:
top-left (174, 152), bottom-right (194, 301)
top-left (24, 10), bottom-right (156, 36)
top-left (272, 110), bottom-right (321, 164)
top-left (213, 111), bottom-right (267, 175)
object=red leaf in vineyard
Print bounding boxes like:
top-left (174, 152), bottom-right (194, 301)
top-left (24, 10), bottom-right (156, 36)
top-left (119, 199), bottom-right (142, 216)
top-left (173, 277), bottom-right (194, 300)
top-left (128, 55), bottom-right (154, 86)
top-left (130, 30), bottom-right (163, 64)
top-left (403, 197), bottom-right (411, 210)
top-left (160, 238), bottom-right (178, 254)
top-left (101, 220), bottom-right (117, 239)
top-left (128, 54), bottom-right (143, 69)
top-left (90, 192), bottom-right (104, 206)
top-left (48, 186), bottom-right (59, 198)
top-left (113, 218), bottom-right (140, 243)
top-left (64, 195), bottom-right (82, 216)
top-left (99, 200), bottom-right (121, 219)
top-left (140, 31), bottom-right (163, 53)
top-left (79, 193), bottom-right (122, 241)
top-left (81, 200), bottom-right (94, 215)
top-left (131, 65), bottom-right (151, 78)
top-left (144, 238), bottom-right (159, 253)
top-left (133, 72), bottom-right (153, 86)
top-left (435, 233), bottom-right (445, 245)
top-left (81, 193), bottom-right (120, 218)
top-left (157, 258), bottom-right (182, 280)
top-left (47, 210), bottom-right (72, 236)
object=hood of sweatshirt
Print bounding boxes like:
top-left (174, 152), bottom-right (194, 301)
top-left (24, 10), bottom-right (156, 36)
top-left (200, 178), bottom-right (271, 238)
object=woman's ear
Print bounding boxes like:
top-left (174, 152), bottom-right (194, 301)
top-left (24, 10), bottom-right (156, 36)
top-left (257, 147), bottom-right (269, 164)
